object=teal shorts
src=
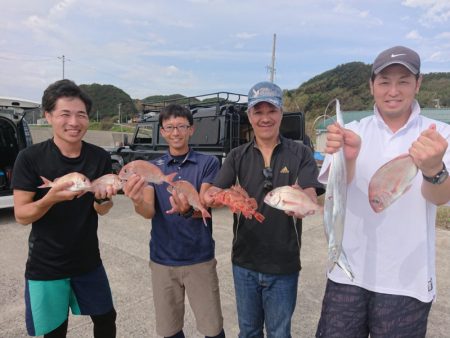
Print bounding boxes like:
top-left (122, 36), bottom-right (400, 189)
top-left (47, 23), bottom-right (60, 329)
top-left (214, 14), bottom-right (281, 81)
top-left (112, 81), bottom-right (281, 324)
top-left (25, 264), bottom-right (113, 336)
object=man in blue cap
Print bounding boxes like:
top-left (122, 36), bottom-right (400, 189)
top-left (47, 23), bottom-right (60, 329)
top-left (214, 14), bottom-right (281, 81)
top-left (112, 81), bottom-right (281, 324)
top-left (205, 81), bottom-right (324, 337)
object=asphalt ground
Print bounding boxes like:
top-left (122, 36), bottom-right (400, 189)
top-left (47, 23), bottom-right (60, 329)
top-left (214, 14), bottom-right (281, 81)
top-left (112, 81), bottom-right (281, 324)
top-left (1, 195), bottom-right (449, 337)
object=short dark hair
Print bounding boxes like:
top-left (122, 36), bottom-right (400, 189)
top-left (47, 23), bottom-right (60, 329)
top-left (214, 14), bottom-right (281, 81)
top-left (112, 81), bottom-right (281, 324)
top-left (370, 71), bottom-right (421, 83)
top-left (158, 103), bottom-right (193, 126)
top-left (42, 79), bottom-right (92, 115)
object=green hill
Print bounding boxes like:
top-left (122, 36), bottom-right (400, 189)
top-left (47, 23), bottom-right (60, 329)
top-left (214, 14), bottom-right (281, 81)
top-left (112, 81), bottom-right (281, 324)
top-left (79, 83), bottom-right (137, 122)
top-left (75, 63), bottom-right (449, 129)
top-left (284, 62), bottom-right (450, 124)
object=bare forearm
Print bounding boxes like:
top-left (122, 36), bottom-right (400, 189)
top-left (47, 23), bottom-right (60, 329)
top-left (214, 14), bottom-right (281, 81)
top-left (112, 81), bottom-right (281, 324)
top-left (94, 200), bottom-right (114, 216)
top-left (422, 179), bottom-right (450, 205)
top-left (133, 200), bottom-right (155, 219)
top-left (14, 197), bottom-right (53, 225)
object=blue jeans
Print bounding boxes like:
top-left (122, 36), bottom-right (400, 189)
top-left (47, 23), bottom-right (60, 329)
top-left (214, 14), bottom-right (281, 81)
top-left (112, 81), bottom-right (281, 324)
top-left (232, 264), bottom-right (299, 338)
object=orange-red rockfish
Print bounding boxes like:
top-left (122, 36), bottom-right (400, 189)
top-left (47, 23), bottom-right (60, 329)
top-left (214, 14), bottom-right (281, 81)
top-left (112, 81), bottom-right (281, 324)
top-left (211, 185), bottom-right (265, 223)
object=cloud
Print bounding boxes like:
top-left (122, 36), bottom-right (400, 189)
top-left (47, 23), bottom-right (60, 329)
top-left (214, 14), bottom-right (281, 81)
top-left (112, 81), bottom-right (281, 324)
top-left (402, 0), bottom-right (450, 25)
top-left (235, 32), bottom-right (257, 40)
top-left (406, 30), bottom-right (423, 40)
top-left (165, 65), bottom-right (180, 76)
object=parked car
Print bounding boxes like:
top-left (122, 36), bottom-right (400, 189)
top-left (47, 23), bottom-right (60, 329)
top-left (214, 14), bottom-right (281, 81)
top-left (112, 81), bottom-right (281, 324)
top-left (0, 97), bottom-right (40, 209)
top-left (107, 92), bottom-right (312, 173)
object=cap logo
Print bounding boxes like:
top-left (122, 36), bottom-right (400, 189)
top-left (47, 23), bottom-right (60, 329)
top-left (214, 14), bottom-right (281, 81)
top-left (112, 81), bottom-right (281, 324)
top-left (391, 53), bottom-right (406, 58)
top-left (252, 87), bottom-right (279, 98)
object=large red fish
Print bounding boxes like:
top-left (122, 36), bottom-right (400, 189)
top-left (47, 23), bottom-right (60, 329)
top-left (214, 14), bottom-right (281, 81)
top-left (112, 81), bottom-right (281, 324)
top-left (118, 160), bottom-right (176, 185)
top-left (211, 185), bottom-right (265, 223)
top-left (38, 172), bottom-right (91, 192)
top-left (368, 154), bottom-right (418, 213)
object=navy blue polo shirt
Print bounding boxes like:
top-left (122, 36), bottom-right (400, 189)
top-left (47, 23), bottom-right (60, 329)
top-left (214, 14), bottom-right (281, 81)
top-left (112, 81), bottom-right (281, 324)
top-left (149, 149), bottom-right (220, 266)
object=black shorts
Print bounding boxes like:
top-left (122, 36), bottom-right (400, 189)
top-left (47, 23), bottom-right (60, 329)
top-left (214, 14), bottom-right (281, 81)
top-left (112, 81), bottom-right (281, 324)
top-left (316, 279), bottom-right (432, 338)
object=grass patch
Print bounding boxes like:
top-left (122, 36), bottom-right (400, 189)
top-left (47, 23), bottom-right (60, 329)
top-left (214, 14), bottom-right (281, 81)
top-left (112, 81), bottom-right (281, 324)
top-left (437, 206), bottom-right (450, 230)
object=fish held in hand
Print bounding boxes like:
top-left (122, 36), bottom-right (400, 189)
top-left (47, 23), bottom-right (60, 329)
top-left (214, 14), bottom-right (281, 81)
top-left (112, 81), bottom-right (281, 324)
top-left (323, 99), bottom-right (354, 281)
top-left (264, 186), bottom-right (321, 216)
top-left (167, 180), bottom-right (211, 226)
top-left (118, 160), bottom-right (176, 185)
top-left (91, 174), bottom-right (124, 194)
top-left (212, 185), bottom-right (265, 223)
top-left (38, 172), bottom-right (92, 192)
top-left (368, 154), bottom-right (418, 213)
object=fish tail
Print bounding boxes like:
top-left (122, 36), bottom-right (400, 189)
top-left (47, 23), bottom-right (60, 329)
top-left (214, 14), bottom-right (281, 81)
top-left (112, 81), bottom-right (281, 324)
top-left (200, 208), bottom-right (212, 226)
top-left (254, 212), bottom-right (265, 223)
top-left (165, 172), bottom-right (177, 185)
top-left (337, 251), bottom-right (354, 281)
top-left (38, 176), bottom-right (52, 188)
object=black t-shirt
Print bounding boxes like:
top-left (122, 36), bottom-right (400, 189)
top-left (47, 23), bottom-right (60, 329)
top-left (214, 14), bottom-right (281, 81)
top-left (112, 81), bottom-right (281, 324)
top-left (214, 136), bottom-right (325, 274)
top-left (12, 139), bottom-right (112, 280)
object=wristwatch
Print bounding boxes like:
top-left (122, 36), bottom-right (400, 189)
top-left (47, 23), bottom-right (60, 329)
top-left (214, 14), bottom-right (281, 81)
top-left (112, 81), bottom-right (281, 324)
top-left (422, 162), bottom-right (449, 185)
top-left (179, 206), bottom-right (195, 218)
top-left (94, 197), bottom-right (111, 205)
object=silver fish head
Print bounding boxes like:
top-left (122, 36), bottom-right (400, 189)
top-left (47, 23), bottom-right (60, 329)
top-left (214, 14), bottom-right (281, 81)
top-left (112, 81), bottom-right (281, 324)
top-left (369, 190), bottom-right (393, 213)
top-left (263, 190), bottom-right (281, 207)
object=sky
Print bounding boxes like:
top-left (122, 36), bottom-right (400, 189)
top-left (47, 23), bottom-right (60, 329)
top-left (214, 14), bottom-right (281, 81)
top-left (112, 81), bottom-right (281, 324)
top-left (1, 0), bottom-right (450, 102)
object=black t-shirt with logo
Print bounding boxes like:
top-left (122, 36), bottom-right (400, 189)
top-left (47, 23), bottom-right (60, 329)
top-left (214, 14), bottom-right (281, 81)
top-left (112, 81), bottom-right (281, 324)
top-left (12, 139), bottom-right (111, 280)
top-left (213, 136), bottom-right (325, 275)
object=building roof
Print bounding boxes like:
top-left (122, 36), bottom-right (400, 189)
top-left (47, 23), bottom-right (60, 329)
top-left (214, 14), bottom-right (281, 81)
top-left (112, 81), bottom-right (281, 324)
top-left (315, 108), bottom-right (450, 131)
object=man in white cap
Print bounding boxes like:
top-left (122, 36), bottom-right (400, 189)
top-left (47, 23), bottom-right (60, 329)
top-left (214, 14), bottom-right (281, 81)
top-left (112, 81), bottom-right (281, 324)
top-left (205, 81), bottom-right (324, 337)
top-left (316, 46), bottom-right (450, 337)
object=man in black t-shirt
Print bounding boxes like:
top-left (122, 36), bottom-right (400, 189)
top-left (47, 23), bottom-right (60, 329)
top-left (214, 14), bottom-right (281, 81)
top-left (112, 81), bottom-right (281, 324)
top-left (204, 81), bottom-right (324, 337)
top-left (12, 80), bottom-right (118, 338)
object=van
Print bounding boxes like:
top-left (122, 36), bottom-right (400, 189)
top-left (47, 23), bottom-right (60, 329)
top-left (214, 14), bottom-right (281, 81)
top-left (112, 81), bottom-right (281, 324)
top-left (0, 97), bottom-right (40, 209)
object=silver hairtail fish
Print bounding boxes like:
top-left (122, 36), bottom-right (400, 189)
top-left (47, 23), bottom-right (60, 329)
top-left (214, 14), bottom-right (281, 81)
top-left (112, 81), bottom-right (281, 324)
top-left (323, 99), bottom-right (354, 281)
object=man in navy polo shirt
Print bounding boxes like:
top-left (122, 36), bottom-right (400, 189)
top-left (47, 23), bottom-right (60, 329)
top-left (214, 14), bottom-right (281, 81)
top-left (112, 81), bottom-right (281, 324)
top-left (123, 104), bottom-right (225, 338)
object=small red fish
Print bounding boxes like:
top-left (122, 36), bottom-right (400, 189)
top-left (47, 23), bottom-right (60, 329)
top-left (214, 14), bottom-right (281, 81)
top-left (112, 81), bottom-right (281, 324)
top-left (167, 180), bottom-right (211, 226)
top-left (118, 160), bottom-right (176, 185)
top-left (212, 185), bottom-right (265, 223)
top-left (38, 172), bottom-right (91, 192)
top-left (90, 174), bottom-right (124, 194)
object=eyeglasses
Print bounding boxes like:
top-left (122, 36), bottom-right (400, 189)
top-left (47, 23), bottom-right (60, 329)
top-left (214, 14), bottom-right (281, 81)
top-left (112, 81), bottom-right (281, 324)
top-left (161, 125), bottom-right (191, 133)
top-left (262, 167), bottom-right (273, 192)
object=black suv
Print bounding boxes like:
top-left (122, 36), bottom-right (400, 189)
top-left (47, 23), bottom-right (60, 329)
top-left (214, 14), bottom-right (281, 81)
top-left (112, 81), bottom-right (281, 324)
top-left (108, 92), bottom-right (311, 173)
top-left (0, 97), bottom-right (40, 209)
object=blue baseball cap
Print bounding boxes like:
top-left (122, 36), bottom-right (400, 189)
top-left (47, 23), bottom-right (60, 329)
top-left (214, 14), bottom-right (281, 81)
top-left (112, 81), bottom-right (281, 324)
top-left (248, 81), bottom-right (283, 109)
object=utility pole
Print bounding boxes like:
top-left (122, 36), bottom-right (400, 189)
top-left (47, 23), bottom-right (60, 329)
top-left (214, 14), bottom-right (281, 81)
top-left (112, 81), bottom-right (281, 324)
top-left (267, 33), bottom-right (277, 83)
top-left (57, 55), bottom-right (70, 79)
top-left (118, 103), bottom-right (122, 132)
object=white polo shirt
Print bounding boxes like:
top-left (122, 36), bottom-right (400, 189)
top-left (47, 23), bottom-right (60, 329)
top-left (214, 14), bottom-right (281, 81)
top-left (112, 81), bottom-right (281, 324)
top-left (319, 100), bottom-right (450, 302)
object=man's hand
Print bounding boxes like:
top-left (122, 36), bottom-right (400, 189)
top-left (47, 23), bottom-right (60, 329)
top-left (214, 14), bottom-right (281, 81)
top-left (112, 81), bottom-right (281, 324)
top-left (325, 123), bottom-right (361, 161)
top-left (44, 181), bottom-right (83, 204)
top-left (409, 124), bottom-right (448, 177)
top-left (166, 190), bottom-right (191, 215)
top-left (123, 174), bottom-right (147, 205)
top-left (203, 186), bottom-right (223, 208)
